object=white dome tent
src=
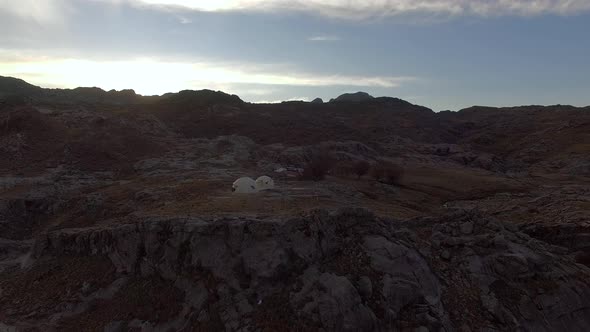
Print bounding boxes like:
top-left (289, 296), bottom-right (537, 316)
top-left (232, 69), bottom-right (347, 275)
top-left (232, 177), bottom-right (257, 193)
top-left (255, 176), bottom-right (275, 191)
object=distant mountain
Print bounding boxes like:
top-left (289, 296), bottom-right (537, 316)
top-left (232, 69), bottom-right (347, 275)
top-left (45, 87), bottom-right (142, 104)
top-left (0, 76), bottom-right (143, 105)
top-left (330, 91), bottom-right (374, 103)
top-left (2, 76), bottom-right (425, 110)
top-left (157, 89), bottom-right (243, 107)
top-left (0, 76), bottom-right (245, 106)
top-left (0, 76), bottom-right (43, 98)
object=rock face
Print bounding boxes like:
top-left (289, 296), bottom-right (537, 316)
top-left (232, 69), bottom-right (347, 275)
top-left (311, 98), bottom-right (323, 104)
top-left (2, 209), bottom-right (589, 331)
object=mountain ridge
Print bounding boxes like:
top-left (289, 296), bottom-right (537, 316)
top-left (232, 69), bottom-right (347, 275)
top-left (4, 75), bottom-right (586, 110)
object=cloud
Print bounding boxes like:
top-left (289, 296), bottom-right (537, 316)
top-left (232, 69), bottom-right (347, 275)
top-left (2, 0), bottom-right (589, 29)
top-left (177, 15), bottom-right (192, 24)
top-left (0, 52), bottom-right (414, 95)
top-left (308, 35), bottom-right (341, 42)
top-left (239, 87), bottom-right (278, 96)
top-left (0, 0), bottom-right (74, 25)
top-left (128, 0), bottom-right (590, 19)
top-left (254, 97), bottom-right (311, 104)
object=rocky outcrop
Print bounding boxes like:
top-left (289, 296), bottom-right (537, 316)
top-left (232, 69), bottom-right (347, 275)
top-left (0, 197), bottom-right (57, 240)
top-left (157, 89), bottom-right (243, 107)
top-left (330, 92), bottom-right (374, 103)
top-left (1, 209), bottom-right (587, 331)
top-left (257, 140), bottom-right (378, 169)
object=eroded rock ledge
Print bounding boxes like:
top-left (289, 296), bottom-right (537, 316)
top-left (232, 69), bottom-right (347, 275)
top-left (2, 208), bottom-right (590, 331)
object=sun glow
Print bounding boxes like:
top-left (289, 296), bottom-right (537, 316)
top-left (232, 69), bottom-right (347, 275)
top-left (0, 56), bottom-right (411, 95)
top-left (1, 58), bottom-right (226, 95)
top-left (132, 0), bottom-right (590, 17)
top-left (137, 0), bottom-right (246, 11)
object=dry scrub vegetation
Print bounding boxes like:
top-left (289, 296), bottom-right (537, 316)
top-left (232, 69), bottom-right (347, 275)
top-left (300, 153), bottom-right (404, 186)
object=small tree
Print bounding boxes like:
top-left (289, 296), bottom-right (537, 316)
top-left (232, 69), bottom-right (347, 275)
top-left (332, 164), bottom-right (354, 177)
top-left (370, 161), bottom-right (403, 185)
top-left (369, 164), bottom-right (385, 181)
top-left (576, 252), bottom-right (590, 268)
top-left (353, 160), bottom-right (370, 179)
top-left (299, 152), bottom-right (335, 181)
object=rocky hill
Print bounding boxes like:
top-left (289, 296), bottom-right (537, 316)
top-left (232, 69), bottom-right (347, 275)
top-left (0, 76), bottom-right (589, 331)
top-left (330, 91), bottom-right (375, 102)
top-left (0, 77), bottom-right (43, 99)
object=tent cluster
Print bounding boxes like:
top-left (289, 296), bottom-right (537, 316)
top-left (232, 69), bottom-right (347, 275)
top-left (232, 176), bottom-right (275, 193)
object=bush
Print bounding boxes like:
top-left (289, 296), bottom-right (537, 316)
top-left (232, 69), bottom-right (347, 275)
top-left (299, 153), bottom-right (335, 181)
top-left (575, 251), bottom-right (590, 267)
top-left (332, 164), bottom-right (354, 177)
top-left (215, 139), bottom-right (234, 154)
top-left (370, 161), bottom-right (404, 185)
top-left (353, 160), bottom-right (370, 179)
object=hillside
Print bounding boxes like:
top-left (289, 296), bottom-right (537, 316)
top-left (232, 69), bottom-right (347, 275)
top-left (1, 76), bottom-right (589, 331)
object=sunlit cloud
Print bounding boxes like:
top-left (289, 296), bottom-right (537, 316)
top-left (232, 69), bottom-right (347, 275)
top-left (0, 53), bottom-right (414, 95)
top-left (254, 97), bottom-right (311, 104)
top-left (0, 0), bottom-right (74, 24)
top-left (308, 35), bottom-right (341, 42)
top-left (130, 0), bottom-right (590, 18)
top-left (177, 15), bottom-right (192, 24)
top-left (3, 0), bottom-right (589, 29)
top-left (239, 88), bottom-right (278, 96)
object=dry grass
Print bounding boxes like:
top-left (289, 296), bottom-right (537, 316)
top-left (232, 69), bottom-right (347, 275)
top-left (400, 165), bottom-right (528, 200)
top-left (151, 190), bottom-right (339, 217)
top-left (370, 161), bottom-right (404, 185)
top-left (57, 277), bottom-right (184, 332)
top-left (0, 256), bottom-right (116, 321)
top-left (130, 166), bottom-right (512, 219)
top-left (566, 143), bottom-right (590, 154)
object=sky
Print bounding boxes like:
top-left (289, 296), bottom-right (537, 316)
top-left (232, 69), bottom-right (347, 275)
top-left (1, 0), bottom-right (589, 110)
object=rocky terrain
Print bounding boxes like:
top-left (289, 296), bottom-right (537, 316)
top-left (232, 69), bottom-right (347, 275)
top-left (0, 76), bottom-right (589, 331)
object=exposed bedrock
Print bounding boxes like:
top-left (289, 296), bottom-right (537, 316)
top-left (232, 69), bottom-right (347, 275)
top-left (11, 209), bottom-right (587, 331)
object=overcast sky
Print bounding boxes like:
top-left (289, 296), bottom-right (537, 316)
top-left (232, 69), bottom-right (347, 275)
top-left (1, 0), bottom-right (589, 110)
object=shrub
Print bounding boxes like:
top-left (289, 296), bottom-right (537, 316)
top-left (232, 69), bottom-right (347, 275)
top-left (575, 251), bottom-right (590, 268)
top-left (370, 161), bottom-right (404, 185)
top-left (215, 139), bottom-right (234, 154)
top-left (332, 163), bottom-right (355, 177)
top-left (353, 160), bottom-right (370, 179)
top-left (299, 152), bottom-right (335, 181)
